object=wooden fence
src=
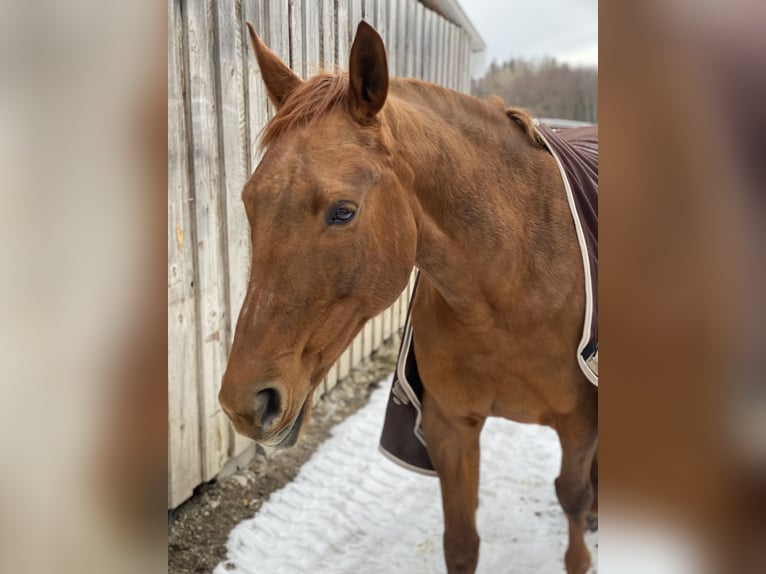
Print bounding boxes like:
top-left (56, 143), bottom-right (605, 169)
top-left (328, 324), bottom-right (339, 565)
top-left (168, 0), bottom-right (475, 508)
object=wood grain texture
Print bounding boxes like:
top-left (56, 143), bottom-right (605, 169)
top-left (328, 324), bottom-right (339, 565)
top-left (184, 0), bottom-right (232, 482)
top-left (243, 0), bottom-right (269, 156)
top-left (319, 0), bottom-right (335, 69)
top-left (462, 31), bottom-right (471, 92)
top-left (289, 0), bottom-right (305, 77)
top-left (431, 8), bottom-right (440, 84)
top-left (373, 0), bottom-right (389, 75)
top-left (362, 0), bottom-right (375, 23)
top-left (304, 0), bottom-right (321, 76)
top-left (215, 0), bottom-right (254, 458)
top-left (397, 0), bottom-right (409, 76)
top-left (168, 0), bottom-right (477, 508)
top-left (268, 0), bottom-right (291, 63)
top-left (350, 0), bottom-right (363, 34)
top-left (338, 346), bottom-right (351, 381)
top-left (414, 1), bottom-right (424, 79)
top-left (336, 0), bottom-right (350, 69)
top-left (406, 0), bottom-right (417, 77)
top-left (385, 0), bottom-right (397, 75)
top-left (450, 23), bottom-right (459, 91)
top-left (168, 0), bottom-right (203, 509)
top-left (422, 8), bottom-right (433, 82)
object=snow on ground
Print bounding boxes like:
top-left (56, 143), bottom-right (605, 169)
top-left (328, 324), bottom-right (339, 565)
top-left (214, 375), bottom-right (597, 574)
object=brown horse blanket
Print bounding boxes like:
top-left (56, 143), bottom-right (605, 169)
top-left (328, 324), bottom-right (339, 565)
top-left (379, 121), bottom-right (599, 474)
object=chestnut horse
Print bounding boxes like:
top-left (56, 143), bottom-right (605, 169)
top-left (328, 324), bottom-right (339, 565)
top-left (219, 21), bottom-right (598, 574)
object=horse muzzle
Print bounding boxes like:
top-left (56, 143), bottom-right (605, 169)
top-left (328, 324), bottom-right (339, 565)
top-left (219, 382), bottom-right (310, 449)
top-left (262, 398), bottom-right (309, 449)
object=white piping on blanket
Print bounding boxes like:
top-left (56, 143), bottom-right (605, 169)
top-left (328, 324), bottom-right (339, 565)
top-left (534, 120), bottom-right (598, 386)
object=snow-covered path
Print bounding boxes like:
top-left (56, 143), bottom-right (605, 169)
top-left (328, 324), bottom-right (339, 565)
top-left (215, 376), bottom-right (597, 574)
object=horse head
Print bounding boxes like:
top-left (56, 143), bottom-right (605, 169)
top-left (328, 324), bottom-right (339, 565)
top-left (219, 22), bottom-right (417, 447)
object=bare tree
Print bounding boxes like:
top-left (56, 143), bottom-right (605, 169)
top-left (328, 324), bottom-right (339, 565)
top-left (472, 58), bottom-right (598, 123)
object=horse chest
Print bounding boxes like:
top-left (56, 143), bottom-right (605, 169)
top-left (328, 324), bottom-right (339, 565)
top-left (412, 327), bottom-right (569, 423)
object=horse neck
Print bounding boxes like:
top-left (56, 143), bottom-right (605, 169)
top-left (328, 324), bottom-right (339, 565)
top-left (384, 81), bottom-right (579, 326)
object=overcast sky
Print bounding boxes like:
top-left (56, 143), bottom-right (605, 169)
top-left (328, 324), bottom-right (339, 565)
top-left (460, 0), bottom-right (598, 75)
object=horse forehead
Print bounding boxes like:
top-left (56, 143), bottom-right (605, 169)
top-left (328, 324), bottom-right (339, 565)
top-left (263, 129), bottom-right (357, 170)
top-left (249, 122), bottom-right (378, 201)
top-left (299, 131), bottom-right (370, 162)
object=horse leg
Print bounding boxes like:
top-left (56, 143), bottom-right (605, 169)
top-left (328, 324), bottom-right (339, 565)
top-left (554, 411), bottom-right (598, 574)
top-left (589, 450), bottom-right (598, 513)
top-left (585, 450), bottom-right (599, 531)
top-left (421, 391), bottom-right (485, 574)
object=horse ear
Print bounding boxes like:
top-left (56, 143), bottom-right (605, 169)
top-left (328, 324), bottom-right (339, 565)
top-left (246, 21), bottom-right (302, 109)
top-left (348, 21), bottom-right (389, 121)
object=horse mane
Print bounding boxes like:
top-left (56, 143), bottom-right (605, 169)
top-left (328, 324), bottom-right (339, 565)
top-left (505, 107), bottom-right (546, 148)
top-left (260, 71), bottom-right (545, 151)
top-left (260, 72), bottom-right (349, 149)
top-left (484, 96), bottom-right (544, 148)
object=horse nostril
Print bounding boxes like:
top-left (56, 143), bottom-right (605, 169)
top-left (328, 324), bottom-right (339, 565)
top-left (254, 387), bottom-right (281, 427)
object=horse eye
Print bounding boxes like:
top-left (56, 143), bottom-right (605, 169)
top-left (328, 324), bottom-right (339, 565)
top-left (327, 205), bottom-right (356, 225)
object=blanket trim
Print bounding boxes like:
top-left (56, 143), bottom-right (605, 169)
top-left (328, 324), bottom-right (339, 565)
top-left (534, 119), bottom-right (598, 386)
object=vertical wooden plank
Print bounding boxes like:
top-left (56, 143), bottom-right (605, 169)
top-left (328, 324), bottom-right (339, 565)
top-left (168, 0), bottom-right (202, 508)
top-left (434, 14), bottom-right (443, 85)
top-left (403, 269), bottom-right (412, 327)
top-left (391, 294), bottom-right (402, 334)
top-left (362, 312), bottom-right (375, 359)
top-left (350, 0), bottom-right (363, 34)
top-left (375, 0), bottom-right (389, 75)
top-left (422, 8), bottom-right (432, 83)
top-left (215, 0), bottom-right (255, 458)
top-left (338, 346), bottom-right (351, 380)
top-left (464, 31), bottom-right (472, 92)
top-left (319, 0), bottom-right (335, 69)
top-left (396, 0), bottom-right (407, 76)
top-left (362, 0), bottom-right (375, 23)
top-left (391, 297), bottom-right (400, 336)
top-left (336, 0), bottom-right (349, 69)
top-left (414, 1), bottom-right (424, 79)
top-left (185, 0), bottom-right (233, 482)
top-left (456, 28), bottom-right (463, 90)
top-left (289, 0), bottom-right (305, 77)
top-left (352, 328), bottom-right (364, 367)
top-left (268, 0), bottom-right (290, 64)
top-left (443, 18), bottom-right (451, 87)
top-left (445, 23), bottom-right (453, 89)
top-left (453, 25), bottom-right (460, 90)
top-left (401, 279), bottom-right (410, 327)
top-left (385, 0), bottom-right (397, 75)
top-left (455, 28), bottom-right (465, 92)
top-left (370, 313), bottom-right (381, 352)
top-left (266, 0), bottom-right (290, 122)
top-left (243, 0), bottom-right (269, 156)
top-left (430, 10), bottom-right (440, 84)
top-left (439, 17), bottom-right (449, 87)
top-left (325, 362), bottom-right (338, 391)
top-left (401, 271), bottom-right (414, 336)
top-left (304, 0), bottom-right (321, 76)
top-left (451, 24), bottom-right (460, 90)
top-left (382, 303), bottom-right (393, 341)
top-left (406, 0), bottom-right (417, 77)
top-left (445, 21), bottom-right (454, 89)
top-left (454, 27), bottom-right (461, 90)
top-left (464, 32), bottom-right (472, 93)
